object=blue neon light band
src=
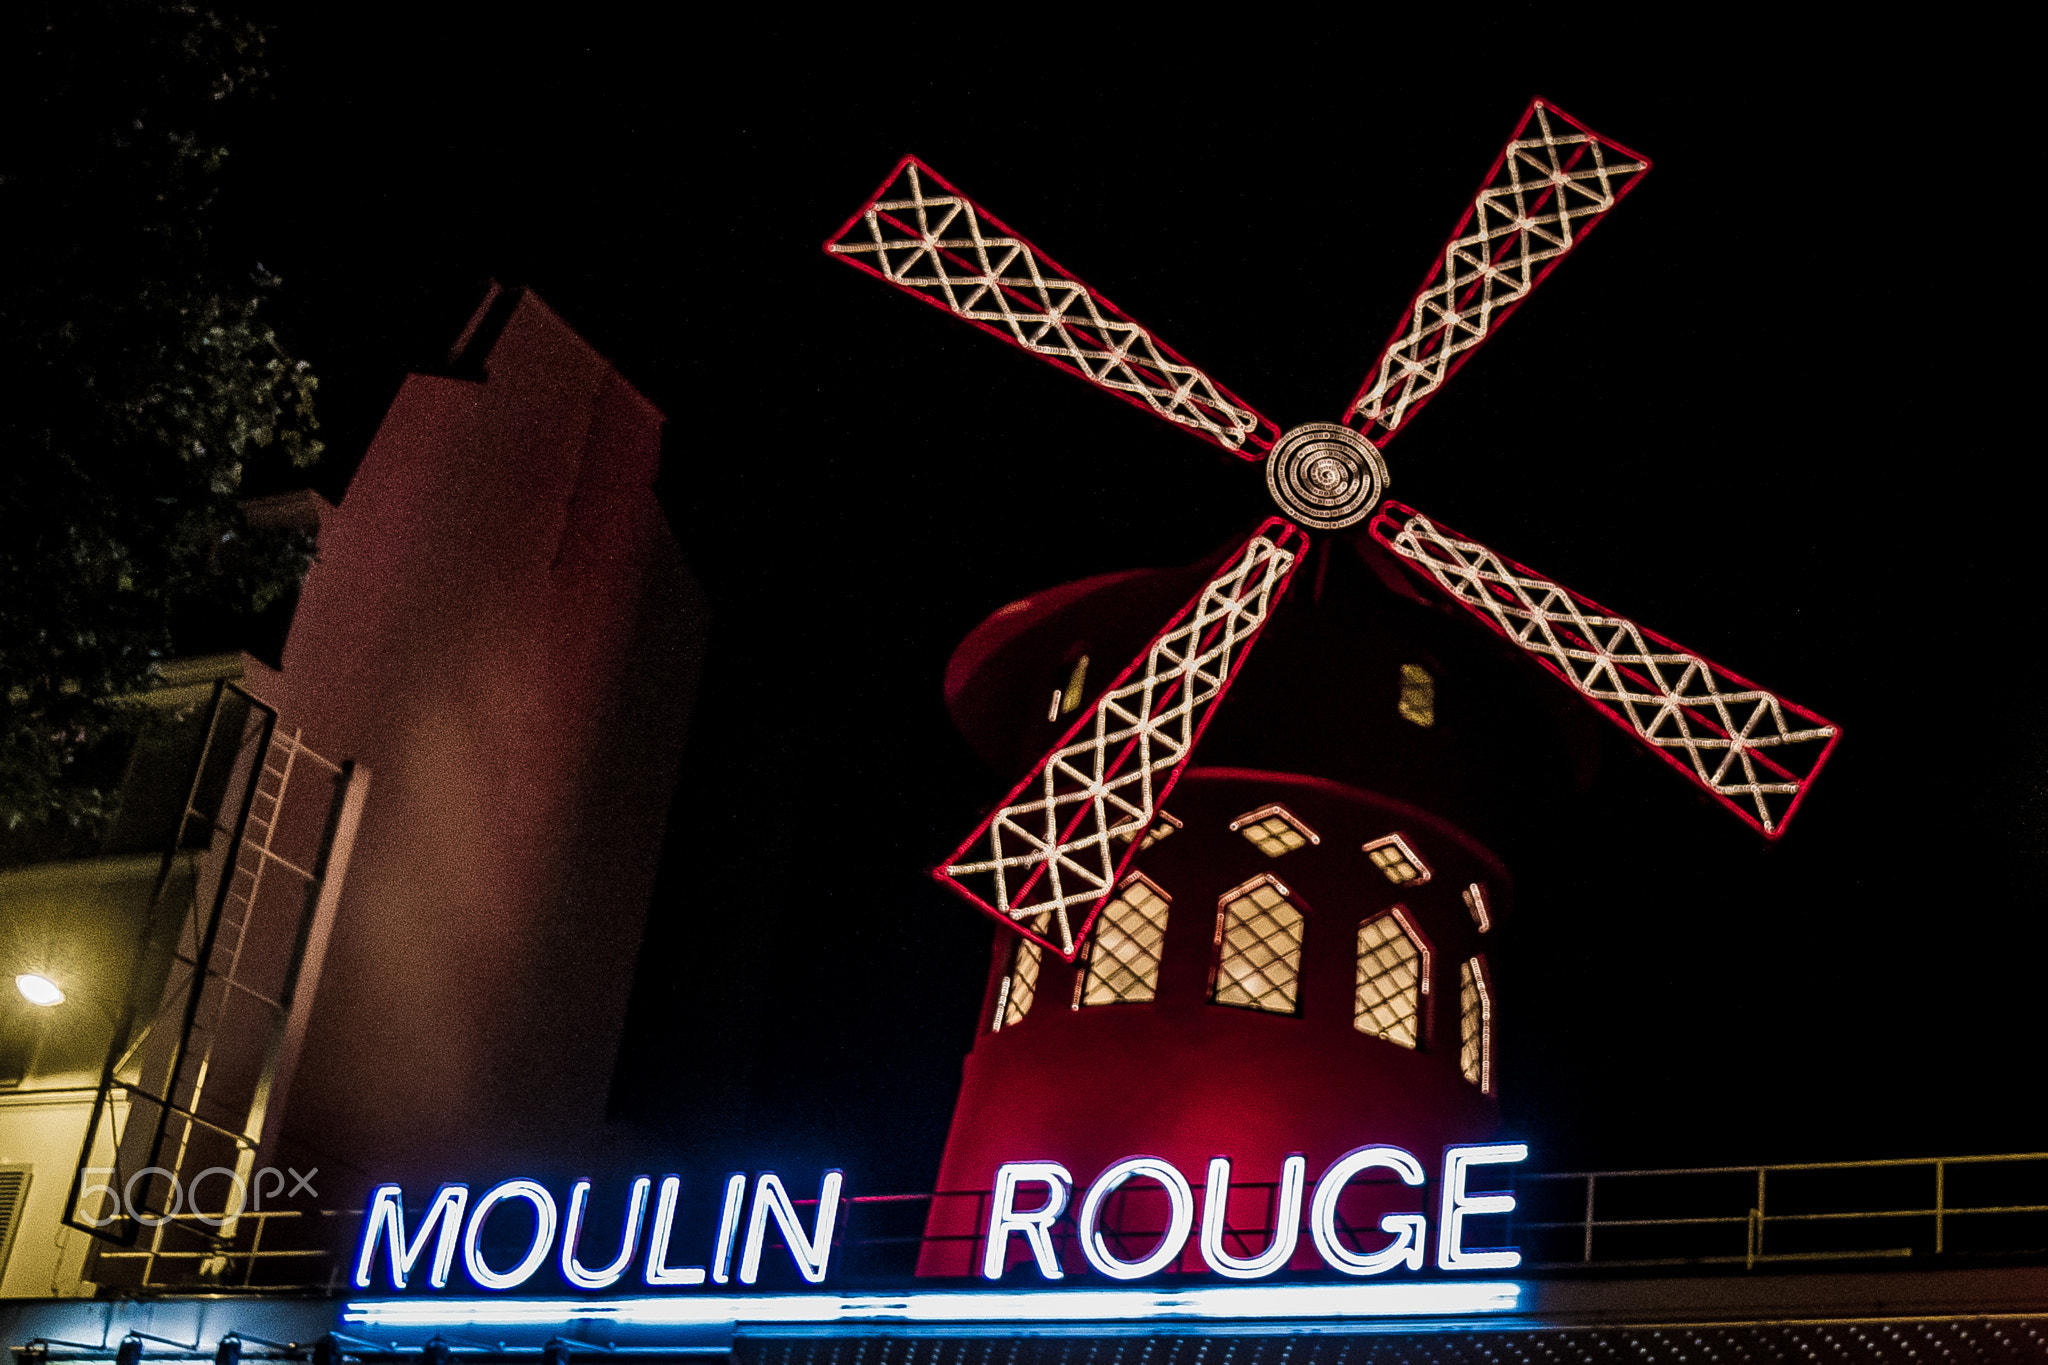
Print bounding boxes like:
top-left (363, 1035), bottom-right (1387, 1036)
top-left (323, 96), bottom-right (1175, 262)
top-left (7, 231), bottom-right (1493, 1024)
top-left (346, 1281), bottom-right (1520, 1329)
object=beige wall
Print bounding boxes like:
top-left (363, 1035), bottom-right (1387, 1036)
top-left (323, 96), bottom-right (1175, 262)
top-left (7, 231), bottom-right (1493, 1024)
top-left (0, 1091), bottom-right (108, 1298)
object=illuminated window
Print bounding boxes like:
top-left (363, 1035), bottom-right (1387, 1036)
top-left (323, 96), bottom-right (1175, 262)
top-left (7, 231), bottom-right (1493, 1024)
top-left (1354, 910), bottom-right (1429, 1049)
top-left (1229, 804), bottom-right (1320, 858)
top-left (1362, 833), bottom-right (1430, 886)
top-left (1459, 957), bottom-right (1493, 1092)
top-left (993, 936), bottom-right (1044, 1031)
top-left (1048, 654), bottom-right (1091, 721)
top-left (1116, 810), bottom-right (1182, 852)
top-left (1463, 882), bottom-right (1492, 933)
top-left (1077, 875), bottom-right (1170, 1007)
top-left (1212, 875), bottom-right (1306, 1015)
top-left (1398, 664), bottom-right (1436, 727)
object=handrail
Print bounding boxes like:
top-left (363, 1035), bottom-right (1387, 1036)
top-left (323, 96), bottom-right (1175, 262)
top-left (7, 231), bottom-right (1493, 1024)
top-left (1517, 1151), bottom-right (2048, 1270)
top-left (97, 1152), bottom-right (2048, 1291)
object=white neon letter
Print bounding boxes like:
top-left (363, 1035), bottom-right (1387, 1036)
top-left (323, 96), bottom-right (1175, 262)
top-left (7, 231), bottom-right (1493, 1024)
top-left (354, 1183), bottom-right (468, 1290)
top-left (1437, 1143), bottom-right (1526, 1271)
top-left (981, 1161), bottom-right (1072, 1281)
top-left (1077, 1156), bottom-right (1195, 1281)
top-left (640, 1175), bottom-right (705, 1286)
top-left (1199, 1155), bottom-right (1304, 1279)
top-left (1310, 1146), bottom-right (1428, 1276)
top-left (710, 1173), bottom-right (745, 1284)
top-left (462, 1179), bottom-right (558, 1290)
top-left (560, 1176), bottom-right (649, 1290)
top-left (739, 1171), bottom-right (844, 1286)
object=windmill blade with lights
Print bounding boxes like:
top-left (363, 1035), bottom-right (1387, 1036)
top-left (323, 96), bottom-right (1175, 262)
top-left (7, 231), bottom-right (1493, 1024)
top-left (826, 100), bottom-right (1839, 963)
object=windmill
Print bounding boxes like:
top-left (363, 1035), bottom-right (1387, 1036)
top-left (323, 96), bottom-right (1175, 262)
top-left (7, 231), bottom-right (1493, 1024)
top-left (825, 100), bottom-right (1839, 966)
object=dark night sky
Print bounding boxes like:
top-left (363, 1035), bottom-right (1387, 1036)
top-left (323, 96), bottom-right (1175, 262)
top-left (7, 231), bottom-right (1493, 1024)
top-left (188, 11), bottom-right (2039, 1189)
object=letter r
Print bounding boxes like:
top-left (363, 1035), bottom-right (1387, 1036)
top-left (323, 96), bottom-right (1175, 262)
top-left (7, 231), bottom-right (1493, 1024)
top-left (982, 1161), bottom-right (1071, 1281)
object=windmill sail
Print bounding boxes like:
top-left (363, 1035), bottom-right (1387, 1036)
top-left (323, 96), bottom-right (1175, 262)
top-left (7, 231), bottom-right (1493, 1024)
top-left (1343, 100), bottom-right (1651, 446)
top-left (1368, 501), bottom-right (1839, 837)
top-left (936, 520), bottom-right (1309, 959)
top-left (825, 156), bottom-right (1280, 458)
top-left (826, 99), bottom-right (1833, 956)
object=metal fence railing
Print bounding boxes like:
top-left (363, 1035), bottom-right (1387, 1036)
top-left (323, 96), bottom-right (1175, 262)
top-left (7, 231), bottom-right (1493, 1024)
top-left (88, 1209), bottom-right (356, 1292)
top-left (115, 1152), bottom-right (2048, 1292)
top-left (1512, 1152), bottom-right (2048, 1270)
top-left (809, 1152), bottom-right (2048, 1282)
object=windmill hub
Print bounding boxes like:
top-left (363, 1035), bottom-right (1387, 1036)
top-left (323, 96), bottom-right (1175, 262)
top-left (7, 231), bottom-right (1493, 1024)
top-left (827, 111), bottom-right (1840, 961)
top-left (1264, 423), bottom-right (1389, 530)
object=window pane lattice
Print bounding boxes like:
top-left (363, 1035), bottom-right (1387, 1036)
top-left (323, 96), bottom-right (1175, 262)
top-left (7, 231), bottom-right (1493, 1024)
top-left (1117, 810), bottom-right (1181, 852)
top-left (1363, 833), bottom-right (1430, 886)
top-left (1213, 880), bottom-right (1305, 1014)
top-left (1354, 915), bottom-right (1422, 1048)
top-left (1459, 957), bottom-right (1491, 1090)
top-left (1080, 879), bottom-right (1170, 1006)
top-left (997, 937), bottom-right (1044, 1031)
top-left (1230, 804), bottom-right (1319, 859)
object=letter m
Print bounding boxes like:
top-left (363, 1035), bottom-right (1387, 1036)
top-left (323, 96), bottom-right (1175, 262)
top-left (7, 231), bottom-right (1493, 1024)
top-left (354, 1184), bottom-right (470, 1290)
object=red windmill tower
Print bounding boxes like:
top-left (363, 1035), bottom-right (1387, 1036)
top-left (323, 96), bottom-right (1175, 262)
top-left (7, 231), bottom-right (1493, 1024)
top-left (824, 101), bottom-right (1840, 1278)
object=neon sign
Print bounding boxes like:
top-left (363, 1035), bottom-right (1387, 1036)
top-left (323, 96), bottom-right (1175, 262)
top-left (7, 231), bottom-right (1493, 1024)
top-left (356, 1144), bottom-right (1524, 1293)
top-left (354, 1173), bottom-right (844, 1292)
top-left (344, 1280), bottom-right (1526, 1333)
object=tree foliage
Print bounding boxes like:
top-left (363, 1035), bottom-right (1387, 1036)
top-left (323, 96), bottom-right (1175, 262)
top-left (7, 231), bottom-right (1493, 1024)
top-left (2, 1), bottom-right (321, 833)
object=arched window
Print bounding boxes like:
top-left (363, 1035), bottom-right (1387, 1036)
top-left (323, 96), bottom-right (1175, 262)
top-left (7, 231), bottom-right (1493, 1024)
top-left (1116, 809), bottom-right (1182, 853)
top-left (1398, 663), bottom-right (1436, 727)
top-left (1462, 882), bottom-right (1492, 932)
top-left (993, 936), bottom-right (1043, 1032)
top-left (1362, 832), bottom-right (1431, 886)
top-left (1229, 803), bottom-right (1319, 858)
top-left (1459, 956), bottom-right (1493, 1092)
top-left (1077, 875), bottom-right (1170, 1007)
top-left (1355, 909), bottom-right (1429, 1049)
top-left (1212, 874), bottom-right (1306, 1015)
top-left (1048, 653), bottom-right (1091, 721)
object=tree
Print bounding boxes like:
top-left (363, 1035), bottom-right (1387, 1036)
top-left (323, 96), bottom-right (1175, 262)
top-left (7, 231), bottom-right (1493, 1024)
top-left (1, 1), bottom-right (321, 836)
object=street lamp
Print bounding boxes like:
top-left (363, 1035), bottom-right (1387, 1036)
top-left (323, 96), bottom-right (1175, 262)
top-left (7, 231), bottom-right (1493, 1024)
top-left (15, 974), bottom-right (64, 1007)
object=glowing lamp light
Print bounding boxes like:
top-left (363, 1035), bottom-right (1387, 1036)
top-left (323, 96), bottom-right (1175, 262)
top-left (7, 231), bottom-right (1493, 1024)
top-left (15, 974), bottom-right (64, 1007)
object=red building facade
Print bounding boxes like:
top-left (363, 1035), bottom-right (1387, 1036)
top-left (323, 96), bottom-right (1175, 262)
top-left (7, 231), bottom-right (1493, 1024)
top-left (915, 537), bottom-right (1559, 1277)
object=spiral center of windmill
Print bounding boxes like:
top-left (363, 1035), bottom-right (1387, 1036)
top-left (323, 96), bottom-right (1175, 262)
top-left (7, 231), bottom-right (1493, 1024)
top-left (1264, 423), bottom-right (1388, 530)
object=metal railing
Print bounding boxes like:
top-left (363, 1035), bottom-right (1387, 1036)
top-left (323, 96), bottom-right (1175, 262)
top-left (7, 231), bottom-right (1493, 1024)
top-left (65, 682), bottom-right (365, 1295)
top-left (803, 1153), bottom-right (2048, 1281)
top-left (88, 1208), bottom-right (356, 1292)
top-left (1513, 1151), bottom-right (2048, 1270)
top-left (91, 1152), bottom-right (2048, 1293)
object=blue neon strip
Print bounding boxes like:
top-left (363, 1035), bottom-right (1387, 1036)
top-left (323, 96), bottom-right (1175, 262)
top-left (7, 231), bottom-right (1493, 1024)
top-left (345, 1281), bottom-right (1521, 1328)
